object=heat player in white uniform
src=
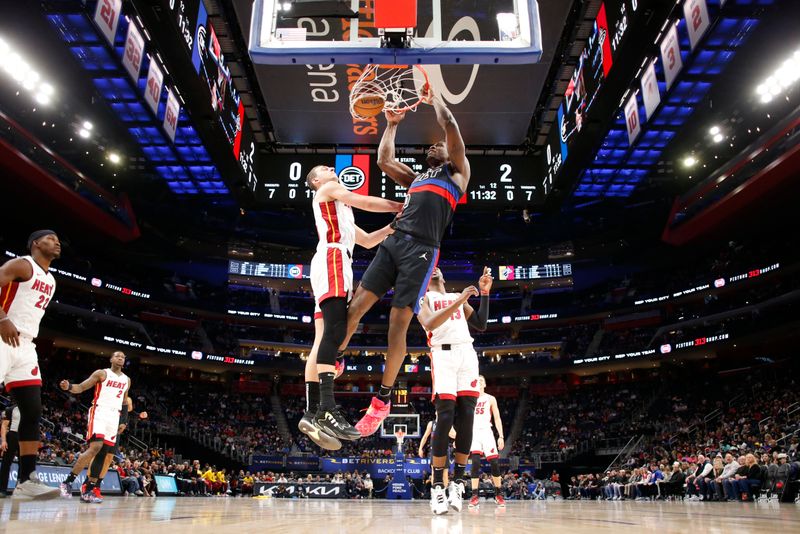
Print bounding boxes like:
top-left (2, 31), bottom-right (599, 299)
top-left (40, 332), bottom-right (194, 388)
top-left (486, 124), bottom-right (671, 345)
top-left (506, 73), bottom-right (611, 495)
top-left (417, 266), bottom-right (492, 515)
top-left (59, 351), bottom-right (130, 503)
top-left (468, 376), bottom-right (506, 509)
top-left (0, 229), bottom-right (61, 500)
top-left (299, 165), bottom-right (401, 444)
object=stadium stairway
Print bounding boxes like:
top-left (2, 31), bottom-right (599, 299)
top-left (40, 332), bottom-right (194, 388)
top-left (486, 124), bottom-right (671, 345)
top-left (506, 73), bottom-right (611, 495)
top-left (269, 393), bottom-right (294, 448)
top-left (502, 388), bottom-right (529, 458)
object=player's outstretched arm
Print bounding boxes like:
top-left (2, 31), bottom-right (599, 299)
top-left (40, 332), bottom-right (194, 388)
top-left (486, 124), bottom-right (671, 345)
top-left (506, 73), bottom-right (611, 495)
top-left (377, 110), bottom-right (416, 188)
top-left (417, 286), bottom-right (478, 332)
top-left (424, 87), bottom-right (470, 186)
top-left (355, 224), bottom-right (394, 249)
top-left (60, 369), bottom-right (105, 394)
top-left (465, 267), bottom-right (492, 331)
top-left (318, 181), bottom-right (402, 213)
top-left (490, 396), bottom-right (505, 450)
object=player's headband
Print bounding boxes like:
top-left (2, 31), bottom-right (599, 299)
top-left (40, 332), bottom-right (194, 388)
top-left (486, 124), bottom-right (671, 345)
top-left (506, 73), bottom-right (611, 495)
top-left (27, 229), bottom-right (57, 251)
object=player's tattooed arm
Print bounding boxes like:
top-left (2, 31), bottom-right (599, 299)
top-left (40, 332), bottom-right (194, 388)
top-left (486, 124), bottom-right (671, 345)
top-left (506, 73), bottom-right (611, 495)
top-left (423, 86), bottom-right (470, 186)
top-left (418, 286), bottom-right (478, 332)
top-left (60, 369), bottom-right (106, 394)
top-left (377, 110), bottom-right (416, 188)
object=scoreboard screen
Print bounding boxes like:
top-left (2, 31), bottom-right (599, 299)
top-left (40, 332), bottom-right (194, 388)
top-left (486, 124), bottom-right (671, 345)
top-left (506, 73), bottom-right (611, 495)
top-left (257, 154), bottom-right (544, 208)
top-left (228, 261), bottom-right (309, 279)
top-left (497, 264), bottom-right (572, 281)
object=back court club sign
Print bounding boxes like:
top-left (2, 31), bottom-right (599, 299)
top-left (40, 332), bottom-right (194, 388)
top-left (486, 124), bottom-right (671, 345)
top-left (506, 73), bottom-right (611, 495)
top-left (256, 0), bottom-right (541, 145)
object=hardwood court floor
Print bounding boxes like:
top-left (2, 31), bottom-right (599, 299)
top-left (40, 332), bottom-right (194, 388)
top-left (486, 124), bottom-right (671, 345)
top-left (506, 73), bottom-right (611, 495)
top-left (1, 497), bottom-right (798, 533)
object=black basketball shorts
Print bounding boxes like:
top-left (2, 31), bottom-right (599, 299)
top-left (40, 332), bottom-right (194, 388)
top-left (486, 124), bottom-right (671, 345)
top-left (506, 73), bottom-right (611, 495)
top-left (359, 233), bottom-right (439, 313)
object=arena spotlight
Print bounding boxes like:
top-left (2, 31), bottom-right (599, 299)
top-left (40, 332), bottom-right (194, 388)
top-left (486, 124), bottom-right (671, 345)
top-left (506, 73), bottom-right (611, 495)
top-left (82, 120), bottom-right (93, 130)
top-left (712, 133), bottom-right (724, 143)
top-left (108, 152), bottom-right (121, 164)
top-left (78, 127), bottom-right (90, 139)
top-left (756, 49), bottom-right (800, 104)
top-left (682, 155), bottom-right (697, 168)
top-left (708, 126), bottom-right (720, 136)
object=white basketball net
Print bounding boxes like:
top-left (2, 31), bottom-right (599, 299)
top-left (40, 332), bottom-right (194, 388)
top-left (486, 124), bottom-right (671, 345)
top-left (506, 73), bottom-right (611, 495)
top-left (395, 431), bottom-right (406, 448)
top-left (349, 65), bottom-right (425, 121)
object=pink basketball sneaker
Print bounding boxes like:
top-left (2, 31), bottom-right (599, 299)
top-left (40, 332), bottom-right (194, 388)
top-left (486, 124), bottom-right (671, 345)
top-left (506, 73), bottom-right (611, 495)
top-left (355, 397), bottom-right (391, 436)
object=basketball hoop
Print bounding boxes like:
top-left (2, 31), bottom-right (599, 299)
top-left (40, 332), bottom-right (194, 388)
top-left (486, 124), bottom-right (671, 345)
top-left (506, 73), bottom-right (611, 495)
top-left (349, 64), bottom-right (429, 121)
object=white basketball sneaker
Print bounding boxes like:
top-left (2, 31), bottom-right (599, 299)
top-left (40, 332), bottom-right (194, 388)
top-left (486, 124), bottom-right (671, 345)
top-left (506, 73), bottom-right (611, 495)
top-left (447, 481), bottom-right (465, 512)
top-left (12, 473), bottom-right (60, 501)
top-left (430, 485), bottom-right (449, 515)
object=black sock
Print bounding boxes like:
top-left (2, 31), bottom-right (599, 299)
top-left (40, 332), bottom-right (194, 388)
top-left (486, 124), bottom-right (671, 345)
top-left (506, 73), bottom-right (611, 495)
top-left (65, 472), bottom-right (77, 485)
top-left (319, 372), bottom-right (336, 412)
top-left (96, 477), bottom-right (104, 488)
top-left (473, 485), bottom-right (480, 497)
top-left (453, 463), bottom-right (467, 484)
top-left (305, 381), bottom-right (320, 413)
top-left (495, 485), bottom-right (502, 496)
top-left (378, 385), bottom-right (392, 402)
top-left (84, 480), bottom-right (95, 492)
top-left (433, 467), bottom-right (445, 488)
top-left (19, 455), bottom-right (36, 482)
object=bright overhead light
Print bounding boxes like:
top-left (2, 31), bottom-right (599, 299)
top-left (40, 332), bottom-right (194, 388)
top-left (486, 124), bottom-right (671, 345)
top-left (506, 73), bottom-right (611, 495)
top-left (35, 92), bottom-right (50, 105)
top-left (108, 152), bottom-right (121, 164)
top-left (760, 93), bottom-right (773, 103)
top-left (683, 156), bottom-right (697, 168)
top-left (78, 127), bottom-right (90, 138)
top-left (83, 120), bottom-right (93, 130)
top-left (712, 133), bottom-right (724, 143)
top-left (709, 126), bottom-right (720, 136)
top-left (282, 2), bottom-right (292, 10)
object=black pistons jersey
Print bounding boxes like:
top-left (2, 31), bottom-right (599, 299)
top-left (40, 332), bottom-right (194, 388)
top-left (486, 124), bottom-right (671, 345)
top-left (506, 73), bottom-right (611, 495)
top-left (393, 164), bottom-right (463, 246)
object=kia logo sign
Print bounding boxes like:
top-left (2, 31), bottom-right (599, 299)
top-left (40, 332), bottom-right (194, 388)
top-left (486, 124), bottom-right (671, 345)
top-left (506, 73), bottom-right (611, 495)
top-left (338, 166), bottom-right (365, 191)
top-left (660, 344), bottom-right (672, 354)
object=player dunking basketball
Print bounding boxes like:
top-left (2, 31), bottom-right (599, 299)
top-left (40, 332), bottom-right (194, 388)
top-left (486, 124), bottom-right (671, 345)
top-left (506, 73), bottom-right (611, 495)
top-left (467, 376), bottom-right (506, 509)
top-left (417, 267), bottom-right (491, 515)
top-left (59, 351), bottom-right (130, 503)
top-left (299, 166), bottom-right (401, 443)
top-left (340, 86), bottom-right (472, 437)
top-left (0, 230), bottom-right (61, 500)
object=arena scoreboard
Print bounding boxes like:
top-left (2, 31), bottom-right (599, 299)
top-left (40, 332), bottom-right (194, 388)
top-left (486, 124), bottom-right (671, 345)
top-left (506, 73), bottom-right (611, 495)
top-left (257, 154), bottom-right (544, 207)
top-left (497, 263), bottom-right (572, 281)
top-left (228, 261), bottom-right (309, 279)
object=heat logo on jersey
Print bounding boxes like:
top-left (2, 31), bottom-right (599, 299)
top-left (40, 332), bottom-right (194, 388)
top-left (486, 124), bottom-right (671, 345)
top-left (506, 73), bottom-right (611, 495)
top-left (336, 154), bottom-right (370, 195)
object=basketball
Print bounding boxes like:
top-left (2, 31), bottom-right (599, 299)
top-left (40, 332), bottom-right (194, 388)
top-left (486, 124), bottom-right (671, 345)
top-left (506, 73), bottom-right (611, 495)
top-left (352, 94), bottom-right (385, 118)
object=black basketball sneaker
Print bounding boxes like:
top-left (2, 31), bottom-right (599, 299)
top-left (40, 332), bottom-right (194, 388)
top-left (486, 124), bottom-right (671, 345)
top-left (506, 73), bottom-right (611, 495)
top-left (298, 411), bottom-right (342, 451)
top-left (314, 407), bottom-right (362, 441)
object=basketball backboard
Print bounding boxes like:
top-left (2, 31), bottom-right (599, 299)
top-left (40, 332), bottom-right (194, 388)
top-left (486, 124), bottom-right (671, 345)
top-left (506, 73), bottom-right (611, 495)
top-left (380, 413), bottom-right (421, 439)
top-left (249, 0), bottom-right (542, 65)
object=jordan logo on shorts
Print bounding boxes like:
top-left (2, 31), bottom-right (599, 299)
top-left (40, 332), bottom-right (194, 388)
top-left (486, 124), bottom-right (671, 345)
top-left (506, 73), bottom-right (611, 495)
top-left (419, 253), bottom-right (428, 261)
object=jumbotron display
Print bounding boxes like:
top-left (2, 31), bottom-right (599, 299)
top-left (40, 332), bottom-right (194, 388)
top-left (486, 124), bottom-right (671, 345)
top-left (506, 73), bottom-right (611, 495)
top-left (228, 260), bottom-right (309, 279)
top-left (259, 154), bottom-right (543, 207)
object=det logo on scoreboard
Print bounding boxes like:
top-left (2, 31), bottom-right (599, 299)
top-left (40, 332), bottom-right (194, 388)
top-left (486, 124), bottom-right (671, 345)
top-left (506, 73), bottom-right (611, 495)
top-left (336, 155), bottom-right (370, 195)
top-left (499, 266), bottom-right (515, 281)
top-left (287, 264), bottom-right (304, 279)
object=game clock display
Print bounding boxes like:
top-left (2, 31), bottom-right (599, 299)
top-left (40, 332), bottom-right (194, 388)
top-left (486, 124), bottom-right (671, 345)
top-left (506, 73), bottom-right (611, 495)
top-left (258, 154), bottom-right (544, 207)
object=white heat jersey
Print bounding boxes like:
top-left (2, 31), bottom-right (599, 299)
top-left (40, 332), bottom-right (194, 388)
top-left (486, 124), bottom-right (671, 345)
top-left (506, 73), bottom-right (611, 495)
top-left (313, 199), bottom-right (356, 254)
top-left (93, 368), bottom-right (129, 411)
top-left (424, 291), bottom-right (474, 346)
top-left (0, 256), bottom-right (56, 338)
top-left (473, 393), bottom-right (495, 430)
